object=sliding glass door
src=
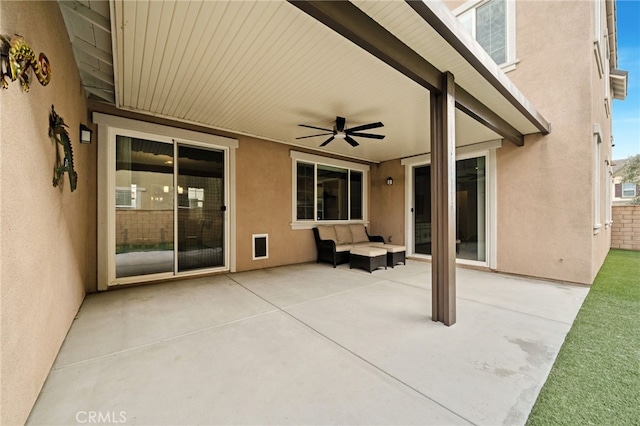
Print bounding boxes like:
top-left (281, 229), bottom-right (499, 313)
top-left (177, 145), bottom-right (225, 272)
top-left (114, 137), bottom-right (225, 279)
top-left (413, 155), bottom-right (487, 262)
top-left (115, 136), bottom-right (174, 278)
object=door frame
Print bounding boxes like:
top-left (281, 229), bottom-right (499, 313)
top-left (401, 140), bottom-right (500, 269)
top-left (94, 113), bottom-right (238, 290)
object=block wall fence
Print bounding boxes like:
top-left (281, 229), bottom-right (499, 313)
top-left (611, 206), bottom-right (640, 251)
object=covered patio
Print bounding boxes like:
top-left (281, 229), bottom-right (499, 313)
top-left (27, 262), bottom-right (587, 425)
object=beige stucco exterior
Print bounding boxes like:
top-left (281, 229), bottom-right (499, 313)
top-left (497, 0), bottom-right (612, 284)
top-left (235, 137), bottom-right (318, 271)
top-left (0, 2), bottom-right (96, 424)
top-left (1, 0), bottom-right (624, 423)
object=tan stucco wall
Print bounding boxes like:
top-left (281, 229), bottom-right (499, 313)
top-left (370, 160), bottom-right (405, 244)
top-left (235, 138), bottom-right (316, 271)
top-left (495, 0), bottom-right (610, 284)
top-left (0, 2), bottom-right (96, 424)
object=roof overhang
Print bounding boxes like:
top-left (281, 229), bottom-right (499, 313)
top-left (63, 0), bottom-right (552, 163)
top-left (611, 69), bottom-right (628, 100)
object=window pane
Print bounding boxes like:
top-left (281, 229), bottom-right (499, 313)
top-left (177, 145), bottom-right (225, 272)
top-left (622, 183), bottom-right (636, 198)
top-left (414, 157), bottom-right (487, 262)
top-left (115, 136), bottom-right (174, 278)
top-left (350, 171), bottom-right (363, 220)
top-left (456, 157), bottom-right (486, 262)
top-left (414, 165), bottom-right (432, 255)
top-left (296, 163), bottom-right (314, 220)
top-left (317, 165), bottom-right (348, 220)
top-left (476, 0), bottom-right (507, 64)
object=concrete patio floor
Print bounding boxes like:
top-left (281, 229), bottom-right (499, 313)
top-left (27, 260), bottom-right (589, 425)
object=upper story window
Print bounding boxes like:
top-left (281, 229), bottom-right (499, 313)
top-left (622, 183), bottom-right (637, 198)
top-left (291, 151), bottom-right (369, 228)
top-left (456, 0), bottom-right (516, 70)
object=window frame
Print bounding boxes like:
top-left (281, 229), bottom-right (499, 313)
top-left (401, 140), bottom-right (500, 269)
top-left (95, 113), bottom-right (238, 290)
top-left (622, 183), bottom-right (637, 198)
top-left (290, 151), bottom-right (369, 229)
top-left (454, 0), bottom-right (517, 71)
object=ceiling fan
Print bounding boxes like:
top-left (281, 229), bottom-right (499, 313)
top-left (296, 116), bottom-right (385, 147)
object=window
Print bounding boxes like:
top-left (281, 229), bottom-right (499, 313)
top-left (594, 132), bottom-right (601, 232)
top-left (622, 183), bottom-right (637, 198)
top-left (291, 151), bottom-right (368, 227)
top-left (95, 112), bottom-right (238, 290)
top-left (456, 0), bottom-right (515, 68)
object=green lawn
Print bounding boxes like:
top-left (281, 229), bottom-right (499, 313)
top-left (526, 249), bottom-right (640, 425)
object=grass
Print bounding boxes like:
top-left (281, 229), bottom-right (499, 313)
top-left (526, 249), bottom-right (640, 425)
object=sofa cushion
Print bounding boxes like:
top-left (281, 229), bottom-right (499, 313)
top-left (334, 225), bottom-right (353, 245)
top-left (335, 244), bottom-right (353, 252)
top-left (317, 225), bottom-right (337, 243)
top-left (349, 224), bottom-right (369, 243)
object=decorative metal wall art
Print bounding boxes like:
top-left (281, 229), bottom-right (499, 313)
top-left (49, 105), bottom-right (78, 192)
top-left (0, 34), bottom-right (51, 92)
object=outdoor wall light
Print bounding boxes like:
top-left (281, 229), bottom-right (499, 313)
top-left (386, 177), bottom-right (393, 186)
top-left (79, 124), bottom-right (92, 144)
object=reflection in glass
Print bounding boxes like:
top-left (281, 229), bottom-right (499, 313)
top-left (414, 165), bottom-right (432, 255)
top-left (296, 162), bottom-right (314, 220)
top-left (115, 136), bottom-right (174, 278)
top-left (317, 165), bottom-right (348, 220)
top-left (177, 145), bottom-right (225, 272)
top-left (413, 157), bottom-right (486, 262)
top-left (350, 171), bottom-right (363, 220)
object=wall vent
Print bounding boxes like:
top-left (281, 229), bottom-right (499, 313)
top-left (252, 234), bottom-right (268, 260)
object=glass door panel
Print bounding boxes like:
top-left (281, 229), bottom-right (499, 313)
top-left (413, 157), bottom-right (487, 261)
top-left (414, 165), bottom-right (432, 255)
top-left (177, 145), bottom-right (225, 272)
top-left (456, 157), bottom-right (486, 262)
top-left (115, 136), bottom-right (174, 278)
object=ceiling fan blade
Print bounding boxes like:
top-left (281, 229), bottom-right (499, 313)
top-left (336, 116), bottom-right (346, 132)
top-left (319, 136), bottom-right (335, 147)
top-left (344, 135), bottom-right (359, 147)
top-left (298, 124), bottom-right (333, 132)
top-left (296, 132), bottom-right (334, 139)
top-left (348, 121), bottom-right (384, 132)
top-left (349, 132), bottom-right (385, 139)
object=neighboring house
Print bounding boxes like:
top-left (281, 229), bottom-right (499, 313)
top-left (0, 0), bottom-right (628, 424)
top-left (612, 158), bottom-right (640, 204)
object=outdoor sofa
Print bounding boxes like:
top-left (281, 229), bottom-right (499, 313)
top-left (312, 224), bottom-right (384, 267)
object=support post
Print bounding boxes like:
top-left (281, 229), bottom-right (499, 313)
top-left (431, 72), bottom-right (456, 326)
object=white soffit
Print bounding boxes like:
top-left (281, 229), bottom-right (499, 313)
top-left (109, 0), bottom-right (510, 162)
top-left (59, 0), bottom-right (114, 103)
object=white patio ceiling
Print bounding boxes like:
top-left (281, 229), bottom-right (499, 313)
top-left (60, 0), bottom-right (548, 163)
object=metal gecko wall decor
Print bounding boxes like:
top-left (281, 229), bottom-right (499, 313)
top-left (49, 105), bottom-right (78, 192)
top-left (0, 34), bottom-right (51, 92)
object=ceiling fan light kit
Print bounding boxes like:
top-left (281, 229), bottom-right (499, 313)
top-left (296, 116), bottom-right (385, 148)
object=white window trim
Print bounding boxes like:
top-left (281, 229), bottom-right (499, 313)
top-left (593, 124), bottom-right (603, 234)
top-left (94, 113), bottom-right (238, 290)
top-left (605, 158), bottom-right (612, 228)
top-left (290, 151), bottom-right (369, 230)
top-left (401, 140), bottom-right (500, 269)
top-left (454, 0), bottom-right (517, 69)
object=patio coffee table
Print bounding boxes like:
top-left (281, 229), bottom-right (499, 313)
top-left (350, 246), bottom-right (387, 273)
